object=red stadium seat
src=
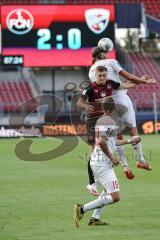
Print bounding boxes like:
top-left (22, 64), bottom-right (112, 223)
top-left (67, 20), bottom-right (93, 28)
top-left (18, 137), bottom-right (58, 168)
top-left (127, 52), bottom-right (160, 110)
top-left (66, 0), bottom-right (160, 19)
top-left (0, 80), bottom-right (38, 113)
top-left (1, 0), bottom-right (160, 18)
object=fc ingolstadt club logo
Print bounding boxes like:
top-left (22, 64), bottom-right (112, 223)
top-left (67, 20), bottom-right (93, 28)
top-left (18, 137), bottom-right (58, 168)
top-left (85, 8), bottom-right (110, 34)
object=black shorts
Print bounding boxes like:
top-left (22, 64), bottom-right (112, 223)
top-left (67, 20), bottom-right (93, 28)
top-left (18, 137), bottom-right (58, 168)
top-left (86, 115), bottom-right (102, 145)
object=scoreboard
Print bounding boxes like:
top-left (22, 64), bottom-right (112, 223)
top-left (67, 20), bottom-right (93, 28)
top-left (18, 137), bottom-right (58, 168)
top-left (1, 5), bottom-right (115, 67)
top-left (0, 55), bottom-right (23, 67)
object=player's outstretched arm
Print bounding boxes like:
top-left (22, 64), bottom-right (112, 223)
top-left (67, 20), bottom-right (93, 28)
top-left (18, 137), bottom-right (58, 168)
top-left (119, 70), bottom-right (156, 84)
top-left (119, 82), bottom-right (136, 90)
top-left (116, 136), bottom-right (141, 146)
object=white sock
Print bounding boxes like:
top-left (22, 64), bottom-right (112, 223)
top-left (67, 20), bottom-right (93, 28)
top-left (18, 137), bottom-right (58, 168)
top-left (116, 145), bottom-right (128, 168)
top-left (83, 194), bottom-right (113, 213)
top-left (91, 190), bottom-right (106, 219)
top-left (132, 142), bottom-right (145, 162)
top-left (91, 207), bottom-right (104, 220)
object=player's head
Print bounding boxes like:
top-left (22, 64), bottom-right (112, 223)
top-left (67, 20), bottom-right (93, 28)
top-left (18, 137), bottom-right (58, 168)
top-left (102, 97), bottom-right (115, 114)
top-left (91, 47), bottom-right (106, 64)
top-left (95, 65), bottom-right (107, 85)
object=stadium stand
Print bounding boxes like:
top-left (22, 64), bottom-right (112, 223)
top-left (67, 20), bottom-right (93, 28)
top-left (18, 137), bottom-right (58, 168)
top-left (1, 0), bottom-right (160, 19)
top-left (66, 0), bottom-right (160, 19)
top-left (2, 0), bottom-right (66, 4)
top-left (0, 80), bottom-right (38, 113)
top-left (67, 0), bottom-right (160, 18)
top-left (127, 53), bottom-right (160, 110)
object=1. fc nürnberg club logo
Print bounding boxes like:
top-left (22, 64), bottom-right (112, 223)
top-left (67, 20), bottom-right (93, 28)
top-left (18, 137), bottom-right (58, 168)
top-left (6, 9), bottom-right (34, 35)
top-left (85, 8), bottom-right (110, 34)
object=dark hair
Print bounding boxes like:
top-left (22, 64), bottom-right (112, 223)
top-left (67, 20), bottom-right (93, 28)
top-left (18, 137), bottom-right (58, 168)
top-left (102, 97), bottom-right (115, 113)
top-left (91, 47), bottom-right (106, 64)
top-left (96, 65), bottom-right (107, 72)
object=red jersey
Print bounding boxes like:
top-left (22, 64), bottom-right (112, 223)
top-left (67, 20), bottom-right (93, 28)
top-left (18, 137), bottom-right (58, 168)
top-left (81, 80), bottom-right (120, 118)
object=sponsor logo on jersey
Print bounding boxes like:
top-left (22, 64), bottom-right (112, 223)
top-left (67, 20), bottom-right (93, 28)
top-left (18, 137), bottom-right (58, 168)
top-left (106, 127), bottom-right (113, 137)
top-left (100, 91), bottom-right (106, 97)
top-left (6, 9), bottom-right (34, 35)
top-left (85, 8), bottom-right (110, 34)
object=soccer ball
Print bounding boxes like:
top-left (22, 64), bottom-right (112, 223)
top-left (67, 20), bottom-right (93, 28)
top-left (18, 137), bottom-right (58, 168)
top-left (98, 38), bottom-right (114, 52)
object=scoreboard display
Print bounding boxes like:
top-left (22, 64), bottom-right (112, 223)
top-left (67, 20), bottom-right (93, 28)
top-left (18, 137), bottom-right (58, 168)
top-left (1, 5), bottom-right (115, 67)
top-left (0, 55), bottom-right (23, 66)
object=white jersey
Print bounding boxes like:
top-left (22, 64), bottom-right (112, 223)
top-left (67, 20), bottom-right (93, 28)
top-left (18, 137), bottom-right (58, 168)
top-left (90, 115), bottom-right (118, 168)
top-left (89, 59), bottom-right (136, 127)
top-left (89, 59), bottom-right (127, 95)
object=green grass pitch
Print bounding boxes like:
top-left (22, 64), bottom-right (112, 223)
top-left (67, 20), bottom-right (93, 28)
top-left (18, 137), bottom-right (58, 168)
top-left (0, 135), bottom-right (160, 240)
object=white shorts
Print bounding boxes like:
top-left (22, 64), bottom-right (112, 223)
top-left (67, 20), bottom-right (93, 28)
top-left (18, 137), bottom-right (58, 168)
top-left (91, 165), bottom-right (120, 194)
top-left (112, 92), bottom-right (136, 128)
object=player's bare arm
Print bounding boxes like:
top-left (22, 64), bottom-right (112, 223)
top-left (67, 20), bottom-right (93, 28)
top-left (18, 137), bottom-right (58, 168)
top-left (97, 135), bottom-right (119, 166)
top-left (119, 70), bottom-right (156, 84)
top-left (118, 82), bottom-right (136, 90)
top-left (76, 97), bottom-right (94, 112)
top-left (116, 136), bottom-right (141, 146)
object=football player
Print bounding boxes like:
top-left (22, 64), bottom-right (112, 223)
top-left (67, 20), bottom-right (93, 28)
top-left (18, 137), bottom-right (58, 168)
top-left (74, 97), bottom-right (140, 227)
